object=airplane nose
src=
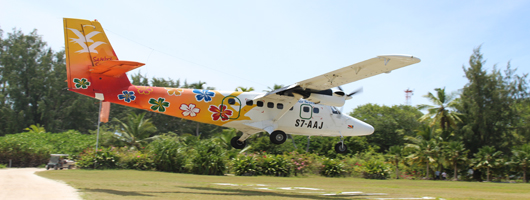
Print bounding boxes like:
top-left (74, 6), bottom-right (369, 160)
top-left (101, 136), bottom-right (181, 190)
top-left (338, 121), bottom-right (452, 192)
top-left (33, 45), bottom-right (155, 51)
top-left (351, 118), bottom-right (374, 136)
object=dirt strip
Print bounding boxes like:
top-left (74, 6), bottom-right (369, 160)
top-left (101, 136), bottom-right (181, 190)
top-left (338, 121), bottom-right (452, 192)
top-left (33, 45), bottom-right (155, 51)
top-left (0, 168), bottom-right (81, 200)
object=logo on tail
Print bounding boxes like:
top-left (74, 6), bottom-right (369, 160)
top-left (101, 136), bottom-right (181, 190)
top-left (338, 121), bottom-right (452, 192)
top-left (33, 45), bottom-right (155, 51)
top-left (67, 28), bottom-right (106, 54)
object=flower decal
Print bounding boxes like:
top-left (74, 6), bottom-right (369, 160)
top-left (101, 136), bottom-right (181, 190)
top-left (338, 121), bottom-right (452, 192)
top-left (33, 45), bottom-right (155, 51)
top-left (117, 91), bottom-right (136, 103)
top-left (166, 88), bottom-right (183, 96)
top-left (136, 86), bottom-right (153, 95)
top-left (149, 97), bottom-right (170, 112)
top-left (193, 89), bottom-right (215, 102)
top-left (209, 104), bottom-right (233, 121)
top-left (73, 78), bottom-right (90, 89)
top-left (180, 103), bottom-right (200, 117)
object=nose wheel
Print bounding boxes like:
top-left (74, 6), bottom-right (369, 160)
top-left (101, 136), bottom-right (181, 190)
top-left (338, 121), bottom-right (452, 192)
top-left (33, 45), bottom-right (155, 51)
top-left (231, 136), bottom-right (246, 149)
top-left (270, 130), bottom-right (287, 144)
top-left (335, 142), bottom-right (348, 153)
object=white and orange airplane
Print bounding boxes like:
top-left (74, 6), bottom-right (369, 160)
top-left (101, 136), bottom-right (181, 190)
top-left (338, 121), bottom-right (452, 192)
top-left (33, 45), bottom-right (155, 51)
top-left (63, 18), bottom-right (420, 153)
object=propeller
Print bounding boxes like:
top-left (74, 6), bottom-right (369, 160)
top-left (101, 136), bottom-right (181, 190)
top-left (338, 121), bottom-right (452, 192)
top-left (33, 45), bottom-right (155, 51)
top-left (335, 86), bottom-right (363, 117)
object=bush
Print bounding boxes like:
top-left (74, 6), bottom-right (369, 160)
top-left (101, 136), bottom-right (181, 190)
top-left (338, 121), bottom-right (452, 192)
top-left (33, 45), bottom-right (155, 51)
top-left (116, 148), bottom-right (154, 170)
top-left (148, 136), bottom-right (188, 173)
top-left (320, 158), bottom-right (345, 177)
top-left (361, 159), bottom-right (390, 179)
top-left (0, 164), bottom-right (6, 169)
top-left (259, 154), bottom-right (292, 177)
top-left (76, 147), bottom-right (119, 169)
top-left (188, 140), bottom-right (227, 175)
top-left (232, 154), bottom-right (259, 176)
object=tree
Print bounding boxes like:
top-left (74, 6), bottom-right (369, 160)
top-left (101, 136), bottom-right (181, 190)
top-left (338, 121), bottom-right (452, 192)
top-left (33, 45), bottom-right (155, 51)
top-left (114, 112), bottom-right (158, 149)
top-left (351, 104), bottom-right (423, 152)
top-left (387, 145), bottom-right (404, 179)
top-left (459, 46), bottom-right (528, 155)
top-left (472, 146), bottom-right (502, 182)
top-left (263, 84), bottom-right (284, 92)
top-left (235, 86), bottom-right (254, 92)
top-left (405, 136), bottom-right (440, 179)
top-left (444, 141), bottom-right (469, 180)
top-left (507, 144), bottom-right (530, 183)
top-left (418, 87), bottom-right (462, 135)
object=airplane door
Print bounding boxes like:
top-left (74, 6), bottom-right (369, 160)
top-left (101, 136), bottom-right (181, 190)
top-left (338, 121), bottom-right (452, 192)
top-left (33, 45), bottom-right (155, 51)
top-left (299, 104), bottom-right (313, 120)
top-left (221, 96), bottom-right (241, 120)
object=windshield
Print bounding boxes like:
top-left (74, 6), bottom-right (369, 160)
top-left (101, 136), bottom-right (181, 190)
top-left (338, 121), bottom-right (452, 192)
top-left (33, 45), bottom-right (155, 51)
top-left (331, 106), bottom-right (341, 115)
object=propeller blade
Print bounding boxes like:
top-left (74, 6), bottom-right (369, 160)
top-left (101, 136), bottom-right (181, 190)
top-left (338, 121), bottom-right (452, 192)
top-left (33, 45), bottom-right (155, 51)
top-left (347, 87), bottom-right (363, 97)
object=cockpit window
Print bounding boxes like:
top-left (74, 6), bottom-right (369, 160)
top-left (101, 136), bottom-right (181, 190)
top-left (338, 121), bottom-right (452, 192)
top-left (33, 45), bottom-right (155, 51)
top-left (331, 107), bottom-right (340, 114)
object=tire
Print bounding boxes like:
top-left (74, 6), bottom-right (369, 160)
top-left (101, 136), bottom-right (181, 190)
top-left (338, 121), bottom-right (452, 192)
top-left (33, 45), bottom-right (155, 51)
top-left (68, 165), bottom-right (73, 169)
top-left (54, 165), bottom-right (58, 170)
top-left (335, 142), bottom-right (348, 154)
top-left (230, 136), bottom-right (246, 149)
top-left (46, 165), bottom-right (50, 170)
top-left (270, 130), bottom-right (287, 145)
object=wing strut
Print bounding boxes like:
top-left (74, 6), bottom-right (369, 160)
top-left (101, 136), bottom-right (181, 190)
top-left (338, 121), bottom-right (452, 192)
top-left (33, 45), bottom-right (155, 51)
top-left (272, 94), bottom-right (302, 122)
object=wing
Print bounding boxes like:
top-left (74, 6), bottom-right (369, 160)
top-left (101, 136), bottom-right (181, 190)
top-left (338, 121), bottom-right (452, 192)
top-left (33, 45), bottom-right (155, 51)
top-left (297, 55), bottom-right (420, 90)
top-left (255, 55), bottom-right (420, 102)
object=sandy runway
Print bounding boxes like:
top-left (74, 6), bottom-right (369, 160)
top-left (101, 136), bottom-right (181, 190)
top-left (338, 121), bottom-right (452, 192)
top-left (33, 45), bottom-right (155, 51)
top-left (0, 168), bottom-right (81, 200)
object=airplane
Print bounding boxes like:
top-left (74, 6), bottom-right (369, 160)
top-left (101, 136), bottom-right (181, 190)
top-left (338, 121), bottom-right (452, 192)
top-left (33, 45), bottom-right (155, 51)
top-left (63, 18), bottom-right (420, 153)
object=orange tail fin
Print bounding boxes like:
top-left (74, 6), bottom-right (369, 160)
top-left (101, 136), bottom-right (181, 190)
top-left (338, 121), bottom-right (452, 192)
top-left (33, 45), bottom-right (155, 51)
top-left (63, 18), bottom-right (144, 100)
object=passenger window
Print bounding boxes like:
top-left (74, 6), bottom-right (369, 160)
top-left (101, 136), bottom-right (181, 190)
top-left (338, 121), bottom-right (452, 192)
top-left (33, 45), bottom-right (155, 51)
top-left (267, 102), bottom-right (274, 108)
top-left (257, 101), bottom-right (263, 107)
top-left (228, 98), bottom-right (236, 105)
top-left (313, 107), bottom-right (319, 113)
top-left (277, 103), bottom-right (283, 109)
top-left (303, 106), bottom-right (310, 113)
top-left (246, 100), bottom-right (253, 106)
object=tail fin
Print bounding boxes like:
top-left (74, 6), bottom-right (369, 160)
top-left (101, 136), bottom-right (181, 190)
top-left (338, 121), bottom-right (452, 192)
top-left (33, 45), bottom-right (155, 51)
top-left (63, 18), bottom-right (144, 100)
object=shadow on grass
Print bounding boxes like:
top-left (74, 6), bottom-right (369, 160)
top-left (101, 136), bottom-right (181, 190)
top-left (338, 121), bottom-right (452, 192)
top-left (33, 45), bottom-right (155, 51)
top-left (82, 188), bottom-right (154, 197)
top-left (81, 185), bottom-right (386, 199)
top-left (173, 186), bottom-right (376, 199)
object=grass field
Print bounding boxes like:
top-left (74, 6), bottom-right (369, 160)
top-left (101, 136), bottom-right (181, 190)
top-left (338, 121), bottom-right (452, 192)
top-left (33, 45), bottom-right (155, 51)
top-left (37, 170), bottom-right (530, 200)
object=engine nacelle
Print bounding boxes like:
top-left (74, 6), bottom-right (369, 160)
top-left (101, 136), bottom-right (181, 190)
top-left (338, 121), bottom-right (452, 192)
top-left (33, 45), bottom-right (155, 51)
top-left (305, 93), bottom-right (346, 107)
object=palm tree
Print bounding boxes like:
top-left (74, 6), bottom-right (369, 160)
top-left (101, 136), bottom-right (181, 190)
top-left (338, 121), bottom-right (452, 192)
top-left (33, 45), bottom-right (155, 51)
top-left (405, 137), bottom-right (440, 179)
top-left (235, 86), bottom-right (254, 92)
top-left (508, 144), bottom-right (530, 183)
top-left (418, 88), bottom-right (462, 132)
top-left (387, 145), bottom-right (404, 179)
top-left (263, 84), bottom-right (284, 92)
top-left (472, 146), bottom-right (502, 182)
top-left (444, 141), bottom-right (469, 180)
top-left (114, 112), bottom-right (157, 149)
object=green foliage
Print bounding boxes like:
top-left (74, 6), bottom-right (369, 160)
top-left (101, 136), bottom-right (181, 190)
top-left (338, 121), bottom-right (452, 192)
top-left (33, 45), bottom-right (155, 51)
top-left (351, 104), bottom-right (423, 152)
top-left (116, 148), bottom-right (154, 170)
top-left (148, 135), bottom-right (188, 173)
top-left (258, 154), bottom-right (292, 177)
top-left (188, 139), bottom-right (227, 175)
top-left (0, 130), bottom-right (95, 167)
top-left (113, 112), bottom-right (157, 149)
top-left (0, 164), bottom-right (6, 168)
top-left (507, 144), bottom-right (530, 183)
top-left (76, 147), bottom-right (119, 169)
top-left (320, 158), bottom-right (345, 177)
top-left (361, 159), bottom-right (390, 179)
top-left (472, 146), bottom-right (503, 181)
top-left (232, 154), bottom-right (259, 176)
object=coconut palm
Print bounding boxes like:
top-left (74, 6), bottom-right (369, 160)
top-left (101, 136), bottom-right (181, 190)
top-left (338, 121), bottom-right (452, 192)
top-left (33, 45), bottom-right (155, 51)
top-left (418, 88), bottom-right (462, 132)
top-left (263, 84), bottom-right (284, 92)
top-left (507, 144), bottom-right (530, 183)
top-left (387, 145), bottom-right (404, 179)
top-left (405, 137), bottom-right (440, 179)
top-left (472, 146), bottom-right (502, 182)
top-left (114, 112), bottom-right (157, 149)
top-left (235, 86), bottom-right (254, 92)
top-left (444, 141), bottom-right (469, 180)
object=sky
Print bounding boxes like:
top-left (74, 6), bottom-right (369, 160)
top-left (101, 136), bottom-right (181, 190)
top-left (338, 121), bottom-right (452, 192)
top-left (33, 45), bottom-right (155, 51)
top-left (1, 0), bottom-right (529, 114)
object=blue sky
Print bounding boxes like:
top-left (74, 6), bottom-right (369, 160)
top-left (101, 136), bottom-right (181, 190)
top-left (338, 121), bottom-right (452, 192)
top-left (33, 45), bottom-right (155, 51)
top-left (1, 0), bottom-right (529, 114)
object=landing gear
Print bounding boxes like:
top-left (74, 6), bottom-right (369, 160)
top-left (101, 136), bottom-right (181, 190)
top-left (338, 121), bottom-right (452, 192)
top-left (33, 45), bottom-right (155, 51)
top-left (230, 136), bottom-right (246, 149)
top-left (335, 142), bottom-right (348, 153)
top-left (335, 132), bottom-right (347, 153)
top-left (270, 130), bottom-right (287, 144)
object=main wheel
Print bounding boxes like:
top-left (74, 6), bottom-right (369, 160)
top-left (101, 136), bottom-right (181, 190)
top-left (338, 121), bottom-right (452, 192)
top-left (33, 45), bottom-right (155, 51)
top-left (335, 142), bottom-right (348, 154)
top-left (230, 136), bottom-right (246, 149)
top-left (270, 130), bottom-right (287, 145)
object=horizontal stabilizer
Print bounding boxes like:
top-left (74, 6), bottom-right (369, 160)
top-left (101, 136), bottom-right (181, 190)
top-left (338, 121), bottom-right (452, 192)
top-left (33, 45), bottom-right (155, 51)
top-left (89, 60), bottom-right (145, 77)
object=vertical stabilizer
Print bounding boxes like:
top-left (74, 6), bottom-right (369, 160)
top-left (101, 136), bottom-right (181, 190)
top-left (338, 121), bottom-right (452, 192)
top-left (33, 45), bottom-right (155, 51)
top-left (64, 18), bottom-right (133, 99)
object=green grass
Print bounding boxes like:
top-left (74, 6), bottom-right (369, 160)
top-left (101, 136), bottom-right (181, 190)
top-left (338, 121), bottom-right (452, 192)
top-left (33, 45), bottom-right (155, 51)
top-left (37, 170), bottom-right (530, 200)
